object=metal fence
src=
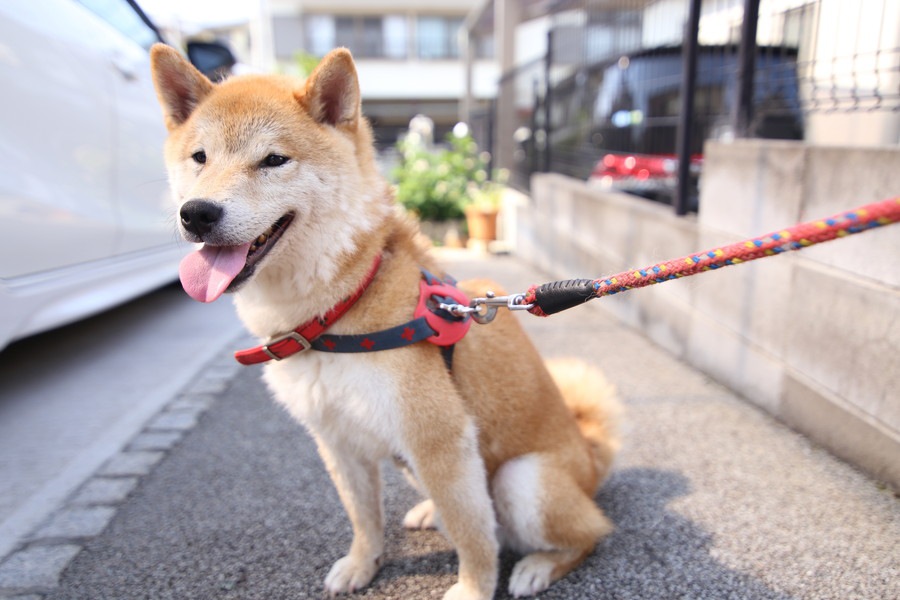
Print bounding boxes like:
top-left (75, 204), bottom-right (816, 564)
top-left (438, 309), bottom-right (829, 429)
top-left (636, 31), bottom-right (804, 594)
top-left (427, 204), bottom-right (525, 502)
top-left (497, 0), bottom-right (900, 213)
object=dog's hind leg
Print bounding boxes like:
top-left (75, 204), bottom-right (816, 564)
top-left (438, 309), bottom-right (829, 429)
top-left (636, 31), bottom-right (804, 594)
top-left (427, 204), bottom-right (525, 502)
top-left (403, 498), bottom-right (439, 530)
top-left (492, 453), bottom-right (613, 598)
top-left (396, 464), bottom-right (441, 530)
top-left (313, 434), bottom-right (385, 595)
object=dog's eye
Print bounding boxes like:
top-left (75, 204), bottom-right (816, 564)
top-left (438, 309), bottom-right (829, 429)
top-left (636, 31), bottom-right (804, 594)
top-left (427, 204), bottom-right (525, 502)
top-left (261, 154), bottom-right (289, 168)
top-left (192, 150), bottom-right (207, 164)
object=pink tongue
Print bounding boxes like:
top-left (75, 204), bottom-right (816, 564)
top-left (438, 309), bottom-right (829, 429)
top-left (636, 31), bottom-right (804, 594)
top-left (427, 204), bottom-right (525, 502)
top-left (179, 243), bottom-right (252, 303)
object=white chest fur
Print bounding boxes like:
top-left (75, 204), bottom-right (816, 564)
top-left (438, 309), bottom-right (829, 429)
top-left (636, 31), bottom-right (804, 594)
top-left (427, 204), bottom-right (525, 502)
top-left (262, 351), bottom-right (405, 458)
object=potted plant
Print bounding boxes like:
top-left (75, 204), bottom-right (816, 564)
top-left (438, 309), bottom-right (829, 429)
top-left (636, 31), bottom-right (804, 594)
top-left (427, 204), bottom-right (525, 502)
top-left (462, 169), bottom-right (509, 244)
top-left (392, 123), bottom-right (505, 247)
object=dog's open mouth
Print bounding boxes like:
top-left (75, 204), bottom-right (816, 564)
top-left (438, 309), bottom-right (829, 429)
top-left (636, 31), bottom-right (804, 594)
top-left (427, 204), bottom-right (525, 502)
top-left (178, 213), bottom-right (295, 303)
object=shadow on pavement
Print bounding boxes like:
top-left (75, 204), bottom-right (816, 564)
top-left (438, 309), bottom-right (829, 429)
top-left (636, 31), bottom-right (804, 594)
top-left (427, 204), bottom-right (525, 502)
top-left (47, 370), bottom-right (792, 600)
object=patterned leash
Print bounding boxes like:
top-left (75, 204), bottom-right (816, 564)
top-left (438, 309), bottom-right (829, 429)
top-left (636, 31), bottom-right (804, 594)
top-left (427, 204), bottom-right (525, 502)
top-left (450, 197), bottom-right (900, 322)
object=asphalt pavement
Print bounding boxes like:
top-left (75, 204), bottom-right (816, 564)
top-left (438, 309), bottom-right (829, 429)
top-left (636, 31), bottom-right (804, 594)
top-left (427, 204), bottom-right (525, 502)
top-left (0, 283), bottom-right (243, 563)
top-left (2, 251), bottom-right (897, 600)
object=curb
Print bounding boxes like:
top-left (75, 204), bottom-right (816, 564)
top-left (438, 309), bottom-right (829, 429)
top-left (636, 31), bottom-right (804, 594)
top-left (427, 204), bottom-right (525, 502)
top-left (0, 341), bottom-right (248, 599)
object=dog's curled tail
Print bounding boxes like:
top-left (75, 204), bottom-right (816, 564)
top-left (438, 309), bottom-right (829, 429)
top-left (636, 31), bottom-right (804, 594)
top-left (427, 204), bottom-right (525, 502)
top-left (546, 358), bottom-right (622, 485)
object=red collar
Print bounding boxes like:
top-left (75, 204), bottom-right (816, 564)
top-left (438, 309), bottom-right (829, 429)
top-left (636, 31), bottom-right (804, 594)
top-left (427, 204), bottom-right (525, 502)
top-left (234, 254), bottom-right (383, 365)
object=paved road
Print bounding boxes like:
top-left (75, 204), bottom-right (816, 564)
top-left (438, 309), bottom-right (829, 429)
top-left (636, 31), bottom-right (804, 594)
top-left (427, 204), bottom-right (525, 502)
top-left (1, 252), bottom-right (898, 599)
top-left (0, 283), bottom-right (243, 561)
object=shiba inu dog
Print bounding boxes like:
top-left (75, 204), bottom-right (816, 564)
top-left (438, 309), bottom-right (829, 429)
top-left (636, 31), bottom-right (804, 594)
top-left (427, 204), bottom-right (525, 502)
top-left (150, 44), bottom-right (619, 599)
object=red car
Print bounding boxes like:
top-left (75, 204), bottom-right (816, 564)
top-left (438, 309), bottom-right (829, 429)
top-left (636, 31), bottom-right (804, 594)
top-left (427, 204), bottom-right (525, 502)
top-left (589, 152), bottom-right (703, 200)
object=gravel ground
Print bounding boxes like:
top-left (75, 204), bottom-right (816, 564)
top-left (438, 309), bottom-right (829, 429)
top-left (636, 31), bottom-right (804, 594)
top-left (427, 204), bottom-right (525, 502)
top-left (43, 253), bottom-right (899, 600)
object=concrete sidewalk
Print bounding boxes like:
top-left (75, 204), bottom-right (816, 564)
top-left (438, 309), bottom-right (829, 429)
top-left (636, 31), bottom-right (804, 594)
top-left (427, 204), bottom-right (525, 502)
top-left (4, 251), bottom-right (897, 600)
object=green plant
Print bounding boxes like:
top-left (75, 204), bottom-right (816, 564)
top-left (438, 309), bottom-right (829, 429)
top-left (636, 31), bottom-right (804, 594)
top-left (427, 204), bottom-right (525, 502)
top-left (466, 168), bottom-right (509, 212)
top-left (293, 51), bottom-right (321, 78)
top-left (392, 131), bottom-right (491, 221)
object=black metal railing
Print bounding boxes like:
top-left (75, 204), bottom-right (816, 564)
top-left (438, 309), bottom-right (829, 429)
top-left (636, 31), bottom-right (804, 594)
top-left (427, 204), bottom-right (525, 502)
top-left (496, 0), bottom-right (899, 213)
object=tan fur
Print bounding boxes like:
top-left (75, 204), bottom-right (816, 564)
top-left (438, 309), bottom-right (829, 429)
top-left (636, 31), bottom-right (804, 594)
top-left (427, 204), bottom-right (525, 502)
top-left (150, 45), bottom-right (620, 600)
top-left (546, 358), bottom-right (621, 484)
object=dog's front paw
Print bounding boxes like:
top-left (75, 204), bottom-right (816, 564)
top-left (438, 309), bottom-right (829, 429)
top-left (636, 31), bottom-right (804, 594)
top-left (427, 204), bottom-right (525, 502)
top-left (403, 499), bottom-right (438, 530)
top-left (442, 582), bottom-right (492, 600)
top-left (324, 554), bottom-right (379, 596)
top-left (508, 554), bottom-right (554, 598)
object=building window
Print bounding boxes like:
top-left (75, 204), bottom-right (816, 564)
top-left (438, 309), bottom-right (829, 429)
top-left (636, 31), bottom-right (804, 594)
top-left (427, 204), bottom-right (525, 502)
top-left (417, 16), bottom-right (464, 59)
top-left (306, 14), bottom-right (407, 59)
top-left (334, 16), bottom-right (355, 50)
top-left (361, 17), bottom-right (382, 56)
top-left (300, 13), bottom-right (469, 60)
top-left (305, 14), bottom-right (336, 57)
top-left (475, 32), bottom-right (495, 59)
top-left (382, 16), bottom-right (407, 58)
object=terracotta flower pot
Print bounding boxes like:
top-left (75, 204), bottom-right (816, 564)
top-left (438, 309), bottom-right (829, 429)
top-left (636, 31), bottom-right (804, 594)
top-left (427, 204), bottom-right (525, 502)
top-left (464, 206), bottom-right (499, 241)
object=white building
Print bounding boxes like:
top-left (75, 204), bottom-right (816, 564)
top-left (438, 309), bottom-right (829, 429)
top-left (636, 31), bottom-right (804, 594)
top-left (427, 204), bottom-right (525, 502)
top-left (268, 0), bottom-right (500, 146)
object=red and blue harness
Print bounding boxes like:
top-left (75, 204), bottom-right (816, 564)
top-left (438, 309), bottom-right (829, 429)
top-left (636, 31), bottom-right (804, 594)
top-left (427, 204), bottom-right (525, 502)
top-left (234, 255), bottom-right (471, 368)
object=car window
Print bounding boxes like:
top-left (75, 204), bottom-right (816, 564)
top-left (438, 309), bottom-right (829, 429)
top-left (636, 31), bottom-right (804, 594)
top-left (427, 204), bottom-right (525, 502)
top-left (76, 0), bottom-right (160, 50)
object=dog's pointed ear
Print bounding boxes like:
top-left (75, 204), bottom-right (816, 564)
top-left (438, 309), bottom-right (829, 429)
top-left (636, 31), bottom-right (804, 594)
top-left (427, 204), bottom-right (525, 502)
top-left (150, 43), bottom-right (214, 131)
top-left (298, 48), bottom-right (360, 127)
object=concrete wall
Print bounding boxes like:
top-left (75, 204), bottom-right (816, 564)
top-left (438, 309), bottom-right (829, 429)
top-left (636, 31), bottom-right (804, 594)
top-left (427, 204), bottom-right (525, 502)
top-left (515, 140), bottom-right (900, 487)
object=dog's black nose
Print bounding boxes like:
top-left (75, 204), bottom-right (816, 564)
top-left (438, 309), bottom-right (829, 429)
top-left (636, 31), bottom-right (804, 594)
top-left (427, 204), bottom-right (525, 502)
top-left (180, 200), bottom-right (223, 237)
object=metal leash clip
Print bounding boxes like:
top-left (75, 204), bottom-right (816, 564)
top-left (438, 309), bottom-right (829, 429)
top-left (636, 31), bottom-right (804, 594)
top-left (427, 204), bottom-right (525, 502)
top-left (439, 291), bottom-right (534, 325)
